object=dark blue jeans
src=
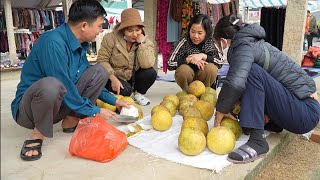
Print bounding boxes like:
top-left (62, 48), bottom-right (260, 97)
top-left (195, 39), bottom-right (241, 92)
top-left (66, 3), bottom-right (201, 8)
top-left (239, 64), bottom-right (320, 134)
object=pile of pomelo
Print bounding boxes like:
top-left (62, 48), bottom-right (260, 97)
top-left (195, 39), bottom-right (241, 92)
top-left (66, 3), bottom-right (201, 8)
top-left (150, 80), bottom-right (243, 156)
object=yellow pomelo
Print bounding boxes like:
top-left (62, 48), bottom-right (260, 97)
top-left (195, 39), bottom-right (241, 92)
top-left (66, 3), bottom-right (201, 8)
top-left (160, 100), bottom-right (177, 116)
top-left (132, 103), bottom-right (143, 120)
top-left (127, 124), bottom-right (143, 137)
top-left (178, 128), bottom-right (206, 156)
top-left (176, 91), bottom-right (188, 101)
top-left (188, 80), bottom-right (206, 98)
top-left (181, 94), bottom-right (198, 103)
top-left (200, 92), bottom-right (217, 107)
top-left (120, 96), bottom-right (135, 103)
top-left (114, 94), bottom-right (124, 99)
top-left (205, 87), bottom-right (217, 97)
top-left (221, 118), bottom-right (243, 140)
top-left (182, 107), bottom-right (202, 119)
top-left (182, 117), bottom-right (208, 136)
top-left (178, 99), bottom-right (195, 116)
top-left (96, 99), bottom-right (117, 112)
top-left (207, 126), bottom-right (236, 155)
top-left (151, 105), bottom-right (169, 116)
top-left (181, 117), bottom-right (201, 130)
top-left (193, 100), bottom-right (215, 121)
top-left (163, 94), bottom-right (180, 107)
top-left (152, 110), bottom-right (173, 131)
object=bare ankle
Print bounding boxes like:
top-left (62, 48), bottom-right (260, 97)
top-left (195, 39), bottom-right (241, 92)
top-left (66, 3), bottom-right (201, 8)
top-left (30, 128), bottom-right (45, 140)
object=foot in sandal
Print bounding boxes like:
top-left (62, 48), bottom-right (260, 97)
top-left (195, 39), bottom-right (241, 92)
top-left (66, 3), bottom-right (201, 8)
top-left (227, 129), bottom-right (269, 164)
top-left (20, 128), bottom-right (45, 161)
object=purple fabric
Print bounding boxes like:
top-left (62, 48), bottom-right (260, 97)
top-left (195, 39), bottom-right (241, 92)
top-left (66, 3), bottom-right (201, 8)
top-left (218, 64), bottom-right (229, 76)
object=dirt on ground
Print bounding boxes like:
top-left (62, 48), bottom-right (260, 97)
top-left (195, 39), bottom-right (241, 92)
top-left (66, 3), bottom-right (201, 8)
top-left (256, 125), bottom-right (320, 180)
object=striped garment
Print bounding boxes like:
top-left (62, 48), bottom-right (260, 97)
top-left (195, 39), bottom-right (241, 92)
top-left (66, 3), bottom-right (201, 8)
top-left (167, 36), bottom-right (224, 71)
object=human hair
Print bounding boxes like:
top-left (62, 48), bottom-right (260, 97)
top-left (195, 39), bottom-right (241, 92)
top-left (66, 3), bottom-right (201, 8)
top-left (68, 0), bottom-right (106, 25)
top-left (114, 24), bottom-right (145, 35)
top-left (187, 14), bottom-right (213, 40)
top-left (307, 10), bottom-right (311, 14)
top-left (213, 15), bottom-right (244, 40)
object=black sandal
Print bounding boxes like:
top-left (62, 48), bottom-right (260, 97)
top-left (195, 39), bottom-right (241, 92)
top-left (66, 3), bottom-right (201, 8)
top-left (227, 144), bottom-right (267, 164)
top-left (20, 139), bottom-right (43, 161)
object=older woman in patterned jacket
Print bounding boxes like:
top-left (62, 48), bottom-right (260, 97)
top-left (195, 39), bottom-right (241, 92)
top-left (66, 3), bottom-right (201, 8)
top-left (167, 14), bottom-right (224, 91)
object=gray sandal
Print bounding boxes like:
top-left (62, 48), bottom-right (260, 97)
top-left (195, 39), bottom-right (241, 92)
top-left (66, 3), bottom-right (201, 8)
top-left (227, 144), bottom-right (267, 164)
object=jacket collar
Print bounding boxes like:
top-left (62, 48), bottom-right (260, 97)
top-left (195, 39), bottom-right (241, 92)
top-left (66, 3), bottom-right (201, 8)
top-left (64, 23), bottom-right (89, 52)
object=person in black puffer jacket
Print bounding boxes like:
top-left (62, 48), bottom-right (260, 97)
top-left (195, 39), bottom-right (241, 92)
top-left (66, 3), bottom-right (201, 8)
top-left (213, 15), bottom-right (320, 164)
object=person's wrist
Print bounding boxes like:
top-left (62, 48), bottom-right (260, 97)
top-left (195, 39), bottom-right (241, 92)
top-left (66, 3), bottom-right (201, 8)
top-left (202, 53), bottom-right (207, 60)
top-left (109, 74), bottom-right (116, 81)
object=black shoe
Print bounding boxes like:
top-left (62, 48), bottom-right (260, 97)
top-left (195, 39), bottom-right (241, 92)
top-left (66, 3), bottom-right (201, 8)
top-left (62, 125), bottom-right (77, 133)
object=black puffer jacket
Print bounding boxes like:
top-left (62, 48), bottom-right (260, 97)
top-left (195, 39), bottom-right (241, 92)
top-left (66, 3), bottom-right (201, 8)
top-left (216, 24), bottom-right (316, 114)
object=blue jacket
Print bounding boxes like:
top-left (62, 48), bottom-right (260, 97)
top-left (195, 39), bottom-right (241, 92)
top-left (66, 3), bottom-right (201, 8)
top-left (11, 23), bottom-right (116, 120)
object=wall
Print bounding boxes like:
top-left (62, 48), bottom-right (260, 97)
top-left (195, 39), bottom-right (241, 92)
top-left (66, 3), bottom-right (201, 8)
top-left (282, 0), bottom-right (308, 64)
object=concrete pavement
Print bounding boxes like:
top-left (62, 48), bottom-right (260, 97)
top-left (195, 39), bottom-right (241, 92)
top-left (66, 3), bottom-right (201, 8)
top-left (1, 70), bottom-right (316, 180)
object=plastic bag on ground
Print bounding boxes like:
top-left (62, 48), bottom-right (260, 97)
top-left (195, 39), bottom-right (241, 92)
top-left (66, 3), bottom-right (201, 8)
top-left (69, 116), bottom-right (128, 162)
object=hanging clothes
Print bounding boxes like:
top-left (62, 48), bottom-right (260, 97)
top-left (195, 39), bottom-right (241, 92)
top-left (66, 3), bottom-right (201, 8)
top-left (181, 0), bottom-right (193, 37)
top-left (167, 0), bottom-right (181, 42)
top-left (212, 4), bottom-right (223, 28)
top-left (260, 7), bottom-right (286, 50)
top-left (221, 3), bottom-right (230, 16)
top-left (156, 0), bottom-right (172, 73)
top-left (0, 31), bottom-right (9, 52)
top-left (171, 0), bottom-right (184, 22)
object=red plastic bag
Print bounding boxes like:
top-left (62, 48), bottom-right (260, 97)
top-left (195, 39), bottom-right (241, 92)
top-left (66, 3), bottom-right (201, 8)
top-left (69, 116), bottom-right (128, 162)
top-left (302, 55), bottom-right (316, 67)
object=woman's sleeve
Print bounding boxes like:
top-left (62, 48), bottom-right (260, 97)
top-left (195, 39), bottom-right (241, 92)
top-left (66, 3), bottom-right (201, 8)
top-left (168, 38), bottom-right (187, 68)
top-left (96, 33), bottom-right (115, 75)
top-left (216, 43), bottom-right (255, 113)
top-left (136, 38), bottom-right (156, 68)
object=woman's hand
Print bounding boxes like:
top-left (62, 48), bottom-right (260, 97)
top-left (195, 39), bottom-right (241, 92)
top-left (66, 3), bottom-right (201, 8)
top-left (115, 99), bottom-right (131, 110)
top-left (188, 53), bottom-right (207, 63)
top-left (98, 108), bottom-right (118, 121)
top-left (214, 111), bottom-right (237, 127)
top-left (195, 60), bottom-right (208, 70)
top-left (137, 34), bottom-right (148, 44)
top-left (109, 75), bottom-right (123, 95)
top-left (186, 54), bottom-right (208, 70)
top-left (310, 92), bottom-right (319, 102)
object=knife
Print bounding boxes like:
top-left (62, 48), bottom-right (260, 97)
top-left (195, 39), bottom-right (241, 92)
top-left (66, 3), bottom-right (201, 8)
top-left (114, 114), bottom-right (138, 123)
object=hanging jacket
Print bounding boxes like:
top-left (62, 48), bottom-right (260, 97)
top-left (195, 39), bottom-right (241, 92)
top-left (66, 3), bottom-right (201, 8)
top-left (216, 24), bottom-right (316, 114)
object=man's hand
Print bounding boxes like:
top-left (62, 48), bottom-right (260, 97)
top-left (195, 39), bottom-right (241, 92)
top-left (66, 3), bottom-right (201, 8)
top-left (214, 111), bottom-right (237, 127)
top-left (109, 75), bottom-right (123, 94)
top-left (115, 99), bottom-right (131, 110)
top-left (98, 108), bottom-right (118, 121)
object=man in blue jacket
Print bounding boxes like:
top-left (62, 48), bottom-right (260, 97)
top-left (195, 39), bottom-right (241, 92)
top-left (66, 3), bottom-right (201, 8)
top-left (11, 0), bottom-right (130, 161)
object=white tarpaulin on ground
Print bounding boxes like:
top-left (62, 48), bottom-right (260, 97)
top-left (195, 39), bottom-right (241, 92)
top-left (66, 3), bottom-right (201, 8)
top-left (112, 115), bottom-right (255, 173)
top-left (239, 0), bottom-right (287, 7)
